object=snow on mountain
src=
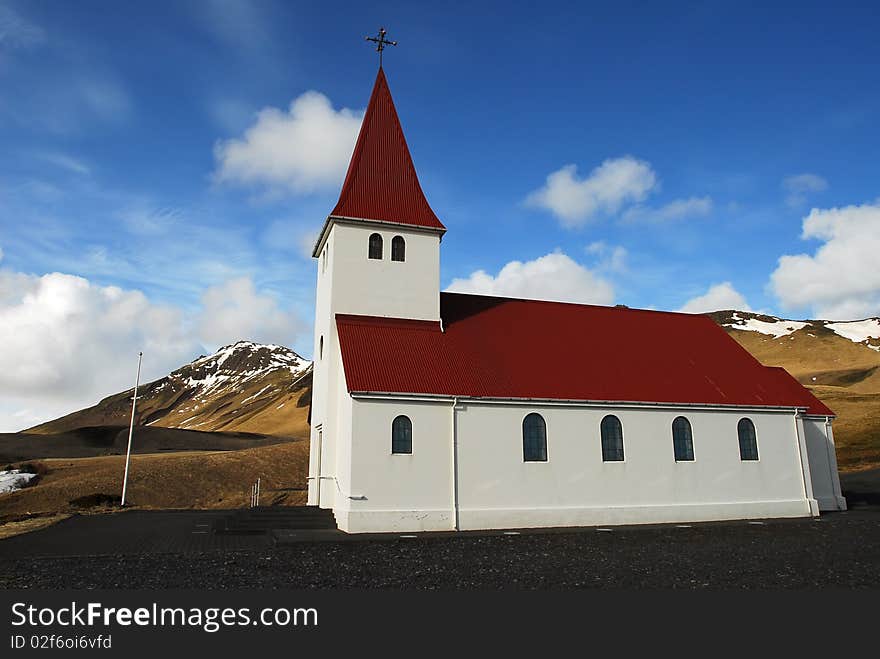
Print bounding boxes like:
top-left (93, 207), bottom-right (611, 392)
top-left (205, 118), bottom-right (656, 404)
top-left (724, 312), bottom-right (808, 338)
top-left (715, 310), bottom-right (880, 351)
top-left (26, 341), bottom-right (313, 437)
top-left (825, 319), bottom-right (880, 349)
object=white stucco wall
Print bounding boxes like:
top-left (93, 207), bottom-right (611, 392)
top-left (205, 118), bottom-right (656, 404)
top-left (338, 397), bottom-right (820, 533)
top-left (802, 416), bottom-right (847, 511)
top-left (326, 221), bottom-right (441, 321)
top-left (308, 218), bottom-right (441, 511)
top-left (336, 398), bottom-right (455, 532)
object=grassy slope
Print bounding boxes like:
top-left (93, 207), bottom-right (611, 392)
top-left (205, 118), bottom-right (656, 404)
top-left (0, 440), bottom-right (310, 520)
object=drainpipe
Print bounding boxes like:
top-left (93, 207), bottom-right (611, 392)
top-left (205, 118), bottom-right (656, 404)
top-left (450, 396), bottom-right (459, 531)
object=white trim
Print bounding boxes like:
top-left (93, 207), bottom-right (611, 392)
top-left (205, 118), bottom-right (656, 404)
top-left (350, 391), bottom-right (808, 415)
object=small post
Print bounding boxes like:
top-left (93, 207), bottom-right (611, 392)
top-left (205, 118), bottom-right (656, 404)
top-left (121, 351), bottom-right (143, 507)
top-left (256, 477), bottom-right (261, 507)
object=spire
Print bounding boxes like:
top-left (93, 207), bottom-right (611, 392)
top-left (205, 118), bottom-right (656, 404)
top-left (330, 67), bottom-right (445, 232)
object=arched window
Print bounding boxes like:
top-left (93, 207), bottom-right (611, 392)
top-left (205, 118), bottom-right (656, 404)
top-left (600, 415), bottom-right (624, 462)
top-left (522, 413), bottom-right (547, 462)
top-left (368, 233), bottom-right (383, 260)
top-left (391, 235), bottom-right (406, 262)
top-left (737, 418), bottom-right (759, 461)
top-left (391, 415), bottom-right (412, 454)
top-left (672, 416), bottom-right (694, 461)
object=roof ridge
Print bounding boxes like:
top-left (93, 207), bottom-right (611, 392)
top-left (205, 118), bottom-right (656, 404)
top-left (440, 291), bottom-right (711, 319)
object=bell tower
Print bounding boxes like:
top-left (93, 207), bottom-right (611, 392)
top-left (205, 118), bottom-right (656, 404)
top-left (307, 65), bottom-right (446, 507)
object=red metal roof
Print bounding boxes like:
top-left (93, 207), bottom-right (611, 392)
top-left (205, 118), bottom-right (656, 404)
top-left (330, 67), bottom-right (445, 231)
top-left (335, 292), bottom-right (834, 416)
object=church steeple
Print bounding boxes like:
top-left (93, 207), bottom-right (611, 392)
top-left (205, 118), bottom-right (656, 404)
top-left (329, 67), bottom-right (445, 233)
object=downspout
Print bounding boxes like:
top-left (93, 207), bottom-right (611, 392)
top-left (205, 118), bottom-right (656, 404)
top-left (450, 396), bottom-right (459, 531)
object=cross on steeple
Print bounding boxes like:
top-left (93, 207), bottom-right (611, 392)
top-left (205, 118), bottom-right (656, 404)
top-left (365, 27), bottom-right (397, 67)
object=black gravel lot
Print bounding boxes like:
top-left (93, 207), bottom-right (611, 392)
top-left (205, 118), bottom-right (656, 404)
top-left (1, 511), bottom-right (879, 590)
top-left (2, 469), bottom-right (878, 590)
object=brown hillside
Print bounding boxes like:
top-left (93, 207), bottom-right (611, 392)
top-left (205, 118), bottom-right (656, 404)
top-left (0, 440), bottom-right (310, 520)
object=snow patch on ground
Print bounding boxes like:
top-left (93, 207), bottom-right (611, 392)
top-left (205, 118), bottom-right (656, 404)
top-left (241, 385), bottom-right (273, 405)
top-left (826, 319), bottom-right (880, 350)
top-left (0, 470), bottom-right (37, 494)
top-left (727, 315), bottom-right (808, 338)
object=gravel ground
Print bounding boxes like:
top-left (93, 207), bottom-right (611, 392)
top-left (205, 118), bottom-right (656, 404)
top-left (2, 511), bottom-right (879, 589)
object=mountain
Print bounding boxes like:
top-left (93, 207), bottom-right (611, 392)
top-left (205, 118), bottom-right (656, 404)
top-left (710, 311), bottom-right (880, 471)
top-left (25, 342), bottom-right (313, 439)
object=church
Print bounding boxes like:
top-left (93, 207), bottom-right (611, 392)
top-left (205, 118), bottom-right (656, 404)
top-left (306, 65), bottom-right (847, 533)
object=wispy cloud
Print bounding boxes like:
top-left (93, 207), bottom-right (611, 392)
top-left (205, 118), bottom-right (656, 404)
top-left (782, 173), bottom-right (828, 208)
top-left (36, 151), bottom-right (91, 176)
top-left (0, 4), bottom-right (46, 51)
top-left (586, 241), bottom-right (628, 273)
top-left (622, 196), bottom-right (713, 223)
top-left (195, 0), bottom-right (274, 52)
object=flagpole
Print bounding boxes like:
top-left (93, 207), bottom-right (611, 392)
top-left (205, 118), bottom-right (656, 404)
top-left (121, 351), bottom-right (143, 507)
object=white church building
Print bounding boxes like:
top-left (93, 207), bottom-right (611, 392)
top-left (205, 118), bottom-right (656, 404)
top-left (307, 67), bottom-right (847, 533)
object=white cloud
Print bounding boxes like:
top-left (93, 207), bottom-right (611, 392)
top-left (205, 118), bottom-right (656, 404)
top-left (213, 91), bottom-right (364, 195)
top-left (0, 245), bottom-right (4, 262)
top-left (586, 241), bottom-right (628, 272)
top-left (197, 276), bottom-right (303, 348)
top-left (0, 271), bottom-right (199, 431)
top-left (446, 252), bottom-right (615, 305)
top-left (0, 270), bottom-right (306, 432)
top-left (783, 173), bottom-right (828, 208)
top-left (526, 157), bottom-right (658, 227)
top-left (622, 196), bottom-right (713, 223)
top-left (679, 282), bottom-right (752, 314)
top-left (770, 202), bottom-right (880, 320)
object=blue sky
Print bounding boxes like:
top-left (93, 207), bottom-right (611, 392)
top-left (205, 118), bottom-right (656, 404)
top-left (1, 0), bottom-right (879, 429)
